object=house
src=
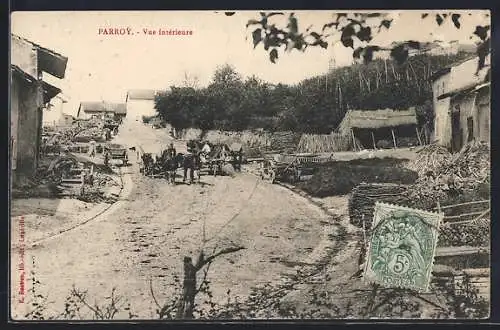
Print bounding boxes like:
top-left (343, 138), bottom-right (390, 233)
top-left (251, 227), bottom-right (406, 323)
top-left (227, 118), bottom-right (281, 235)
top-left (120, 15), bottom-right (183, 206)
top-left (430, 55), bottom-right (490, 152)
top-left (373, 41), bottom-right (475, 61)
top-left (335, 108), bottom-right (419, 150)
top-left (10, 34), bottom-right (68, 185)
top-left (125, 89), bottom-right (158, 119)
top-left (77, 101), bottom-right (127, 121)
top-left (58, 113), bottom-right (75, 127)
top-left (43, 94), bottom-right (69, 126)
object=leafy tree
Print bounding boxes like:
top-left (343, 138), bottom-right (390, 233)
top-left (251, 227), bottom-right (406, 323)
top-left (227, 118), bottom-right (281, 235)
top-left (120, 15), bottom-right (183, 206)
top-left (208, 64), bottom-right (250, 130)
top-left (155, 87), bottom-right (199, 133)
top-left (242, 12), bottom-right (490, 72)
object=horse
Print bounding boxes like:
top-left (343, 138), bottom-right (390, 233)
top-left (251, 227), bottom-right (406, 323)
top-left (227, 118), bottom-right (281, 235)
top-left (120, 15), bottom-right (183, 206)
top-left (230, 149), bottom-right (243, 172)
top-left (161, 153), bottom-right (183, 184)
top-left (179, 152), bottom-right (201, 184)
top-left (141, 153), bottom-right (155, 176)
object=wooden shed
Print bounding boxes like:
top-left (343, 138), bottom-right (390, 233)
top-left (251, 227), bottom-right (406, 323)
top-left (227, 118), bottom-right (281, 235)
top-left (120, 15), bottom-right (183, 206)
top-left (335, 108), bottom-right (420, 150)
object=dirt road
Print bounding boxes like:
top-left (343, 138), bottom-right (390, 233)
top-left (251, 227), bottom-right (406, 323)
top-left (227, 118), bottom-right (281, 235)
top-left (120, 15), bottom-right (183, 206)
top-left (11, 118), bottom-right (342, 320)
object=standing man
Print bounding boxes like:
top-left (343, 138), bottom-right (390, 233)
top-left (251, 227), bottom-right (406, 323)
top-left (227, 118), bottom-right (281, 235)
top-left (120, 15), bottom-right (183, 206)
top-left (202, 141), bottom-right (211, 155)
top-left (88, 139), bottom-right (96, 158)
top-left (166, 142), bottom-right (177, 159)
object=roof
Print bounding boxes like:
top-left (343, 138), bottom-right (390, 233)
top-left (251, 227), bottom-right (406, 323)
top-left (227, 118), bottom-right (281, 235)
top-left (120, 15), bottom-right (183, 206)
top-left (438, 81), bottom-right (491, 100)
top-left (126, 89), bottom-right (157, 101)
top-left (430, 54), bottom-right (479, 82)
top-left (12, 65), bottom-right (61, 103)
top-left (79, 102), bottom-right (127, 114)
top-left (113, 103), bottom-right (127, 114)
top-left (436, 62), bottom-right (490, 100)
top-left (11, 64), bottom-right (37, 83)
top-left (11, 34), bottom-right (68, 79)
top-left (41, 80), bottom-right (62, 104)
top-left (337, 108), bottom-right (418, 131)
top-left (430, 67), bottom-right (452, 81)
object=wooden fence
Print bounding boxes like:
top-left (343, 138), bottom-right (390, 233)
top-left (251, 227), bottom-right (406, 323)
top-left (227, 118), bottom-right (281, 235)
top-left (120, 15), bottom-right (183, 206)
top-left (296, 133), bottom-right (352, 153)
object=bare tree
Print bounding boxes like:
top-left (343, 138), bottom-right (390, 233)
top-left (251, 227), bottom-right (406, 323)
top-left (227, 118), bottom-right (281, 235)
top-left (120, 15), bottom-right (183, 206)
top-left (176, 245), bottom-right (245, 319)
top-left (183, 71), bottom-right (200, 89)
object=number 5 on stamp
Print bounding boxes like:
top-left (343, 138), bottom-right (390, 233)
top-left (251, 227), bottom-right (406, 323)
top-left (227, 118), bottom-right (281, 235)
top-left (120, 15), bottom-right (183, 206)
top-left (363, 202), bottom-right (443, 292)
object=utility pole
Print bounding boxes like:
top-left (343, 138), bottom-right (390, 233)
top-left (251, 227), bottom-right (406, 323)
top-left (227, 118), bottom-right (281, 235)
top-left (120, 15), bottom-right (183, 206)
top-left (326, 58), bottom-right (335, 93)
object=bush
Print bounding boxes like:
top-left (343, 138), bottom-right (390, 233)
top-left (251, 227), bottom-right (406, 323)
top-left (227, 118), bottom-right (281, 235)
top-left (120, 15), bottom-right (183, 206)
top-left (142, 115), bottom-right (155, 124)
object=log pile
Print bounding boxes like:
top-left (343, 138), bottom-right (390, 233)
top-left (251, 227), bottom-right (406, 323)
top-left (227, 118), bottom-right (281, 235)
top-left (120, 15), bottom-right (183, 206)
top-left (438, 218), bottom-right (490, 247)
top-left (73, 127), bottom-right (106, 143)
top-left (268, 131), bottom-right (302, 153)
top-left (348, 183), bottom-right (411, 228)
top-left (298, 160), bottom-right (418, 198)
top-left (405, 144), bottom-right (452, 178)
top-left (206, 130), bottom-right (270, 148)
top-left (349, 182), bottom-right (490, 247)
top-left (406, 141), bottom-right (490, 193)
top-left (440, 141), bottom-right (490, 188)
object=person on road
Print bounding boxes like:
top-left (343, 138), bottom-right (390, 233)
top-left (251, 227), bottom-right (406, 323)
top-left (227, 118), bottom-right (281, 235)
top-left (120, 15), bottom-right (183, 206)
top-left (202, 141), bottom-right (211, 155)
top-left (166, 142), bottom-right (176, 159)
top-left (88, 139), bottom-right (96, 158)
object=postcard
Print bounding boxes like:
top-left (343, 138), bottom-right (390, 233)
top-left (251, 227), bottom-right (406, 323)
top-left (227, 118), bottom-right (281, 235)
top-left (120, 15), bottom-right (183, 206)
top-left (10, 10), bottom-right (491, 320)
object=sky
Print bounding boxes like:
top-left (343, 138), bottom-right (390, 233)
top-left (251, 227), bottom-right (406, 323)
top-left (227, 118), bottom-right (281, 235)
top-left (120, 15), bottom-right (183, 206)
top-left (11, 10), bottom-right (489, 116)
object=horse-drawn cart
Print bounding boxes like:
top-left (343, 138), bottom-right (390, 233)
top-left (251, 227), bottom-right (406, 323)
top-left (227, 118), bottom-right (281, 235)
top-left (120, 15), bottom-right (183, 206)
top-left (260, 153), bottom-right (329, 184)
top-left (104, 143), bottom-right (128, 166)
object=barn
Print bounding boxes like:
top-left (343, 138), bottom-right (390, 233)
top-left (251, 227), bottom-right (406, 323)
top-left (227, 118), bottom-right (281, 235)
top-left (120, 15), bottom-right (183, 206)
top-left (77, 101), bottom-right (127, 121)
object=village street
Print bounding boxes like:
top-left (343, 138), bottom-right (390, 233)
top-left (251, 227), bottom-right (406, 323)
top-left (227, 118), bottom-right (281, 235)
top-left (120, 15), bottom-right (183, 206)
top-left (11, 117), bottom-right (348, 319)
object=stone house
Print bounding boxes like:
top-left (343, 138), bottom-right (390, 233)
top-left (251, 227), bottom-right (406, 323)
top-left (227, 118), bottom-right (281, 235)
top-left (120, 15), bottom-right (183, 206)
top-left (430, 55), bottom-right (490, 152)
top-left (10, 34), bottom-right (68, 185)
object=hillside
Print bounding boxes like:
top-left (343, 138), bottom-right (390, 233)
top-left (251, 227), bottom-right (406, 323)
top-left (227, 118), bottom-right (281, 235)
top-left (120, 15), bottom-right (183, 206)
top-left (154, 51), bottom-right (474, 134)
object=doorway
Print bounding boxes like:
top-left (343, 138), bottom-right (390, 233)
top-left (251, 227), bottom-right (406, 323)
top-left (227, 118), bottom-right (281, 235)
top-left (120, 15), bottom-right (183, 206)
top-left (451, 106), bottom-right (462, 152)
top-left (467, 117), bottom-right (474, 143)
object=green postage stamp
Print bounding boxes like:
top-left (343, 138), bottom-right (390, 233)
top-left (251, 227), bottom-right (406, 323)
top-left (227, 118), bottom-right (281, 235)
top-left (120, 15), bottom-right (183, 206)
top-left (364, 202), bottom-right (444, 292)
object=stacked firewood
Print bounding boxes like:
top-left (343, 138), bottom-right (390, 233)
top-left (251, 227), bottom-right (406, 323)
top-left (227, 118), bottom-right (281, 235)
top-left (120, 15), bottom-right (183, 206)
top-left (440, 141), bottom-right (490, 187)
top-left (405, 143), bottom-right (452, 178)
top-left (438, 217), bottom-right (490, 247)
top-left (268, 131), bottom-right (302, 153)
top-left (349, 181), bottom-right (490, 247)
top-left (348, 183), bottom-right (411, 229)
top-left (406, 141), bottom-right (490, 192)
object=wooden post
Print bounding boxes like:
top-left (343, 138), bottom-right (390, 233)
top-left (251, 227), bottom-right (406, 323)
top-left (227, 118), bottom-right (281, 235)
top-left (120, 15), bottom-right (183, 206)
top-left (391, 129), bottom-right (397, 149)
top-left (351, 129), bottom-right (357, 152)
top-left (362, 214), bottom-right (367, 248)
top-left (80, 172), bottom-right (85, 196)
top-left (371, 131), bottom-right (377, 150)
top-left (416, 126), bottom-right (423, 146)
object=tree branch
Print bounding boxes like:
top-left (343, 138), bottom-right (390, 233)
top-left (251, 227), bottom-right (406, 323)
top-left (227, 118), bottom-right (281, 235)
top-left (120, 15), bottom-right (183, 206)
top-left (149, 278), bottom-right (162, 310)
top-left (195, 246), bottom-right (245, 271)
